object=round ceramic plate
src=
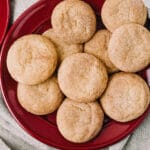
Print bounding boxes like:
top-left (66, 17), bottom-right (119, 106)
top-left (0, 0), bottom-right (150, 149)
top-left (0, 0), bottom-right (10, 45)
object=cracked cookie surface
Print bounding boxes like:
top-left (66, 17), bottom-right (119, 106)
top-left (43, 28), bottom-right (83, 64)
top-left (108, 24), bottom-right (150, 72)
top-left (84, 30), bottom-right (118, 73)
top-left (57, 99), bottom-right (104, 143)
top-left (102, 0), bottom-right (147, 32)
top-left (58, 53), bottom-right (108, 102)
top-left (100, 72), bottom-right (150, 122)
top-left (17, 77), bottom-right (64, 115)
top-left (7, 34), bottom-right (57, 85)
top-left (51, 0), bottom-right (96, 44)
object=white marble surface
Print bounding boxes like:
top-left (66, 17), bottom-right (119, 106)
top-left (0, 0), bottom-right (149, 150)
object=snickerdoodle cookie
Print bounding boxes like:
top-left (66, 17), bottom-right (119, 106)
top-left (58, 53), bottom-right (108, 102)
top-left (7, 34), bottom-right (57, 85)
top-left (84, 30), bottom-right (118, 73)
top-left (57, 99), bottom-right (104, 143)
top-left (108, 24), bottom-right (150, 72)
top-left (101, 0), bottom-right (147, 32)
top-left (51, 0), bottom-right (96, 44)
top-left (101, 72), bottom-right (150, 122)
top-left (43, 29), bottom-right (83, 63)
top-left (17, 77), bottom-right (64, 115)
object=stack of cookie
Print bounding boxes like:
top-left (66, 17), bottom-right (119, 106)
top-left (6, 0), bottom-right (150, 144)
top-left (7, 34), bottom-right (64, 115)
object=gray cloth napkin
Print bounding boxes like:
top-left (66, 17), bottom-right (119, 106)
top-left (0, 0), bottom-right (149, 150)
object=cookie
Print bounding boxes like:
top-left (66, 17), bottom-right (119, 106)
top-left (7, 34), bottom-right (57, 85)
top-left (17, 77), bottom-right (64, 115)
top-left (43, 29), bottom-right (83, 63)
top-left (101, 0), bottom-right (147, 32)
top-left (84, 30), bottom-right (118, 73)
top-left (101, 72), bottom-right (150, 122)
top-left (51, 0), bottom-right (96, 44)
top-left (57, 99), bottom-right (104, 143)
top-left (108, 24), bottom-right (150, 72)
top-left (58, 53), bottom-right (108, 102)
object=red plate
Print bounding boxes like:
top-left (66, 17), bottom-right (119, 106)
top-left (0, 0), bottom-right (10, 45)
top-left (0, 0), bottom-right (150, 149)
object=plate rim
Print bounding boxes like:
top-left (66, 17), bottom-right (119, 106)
top-left (0, 0), bottom-right (10, 45)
